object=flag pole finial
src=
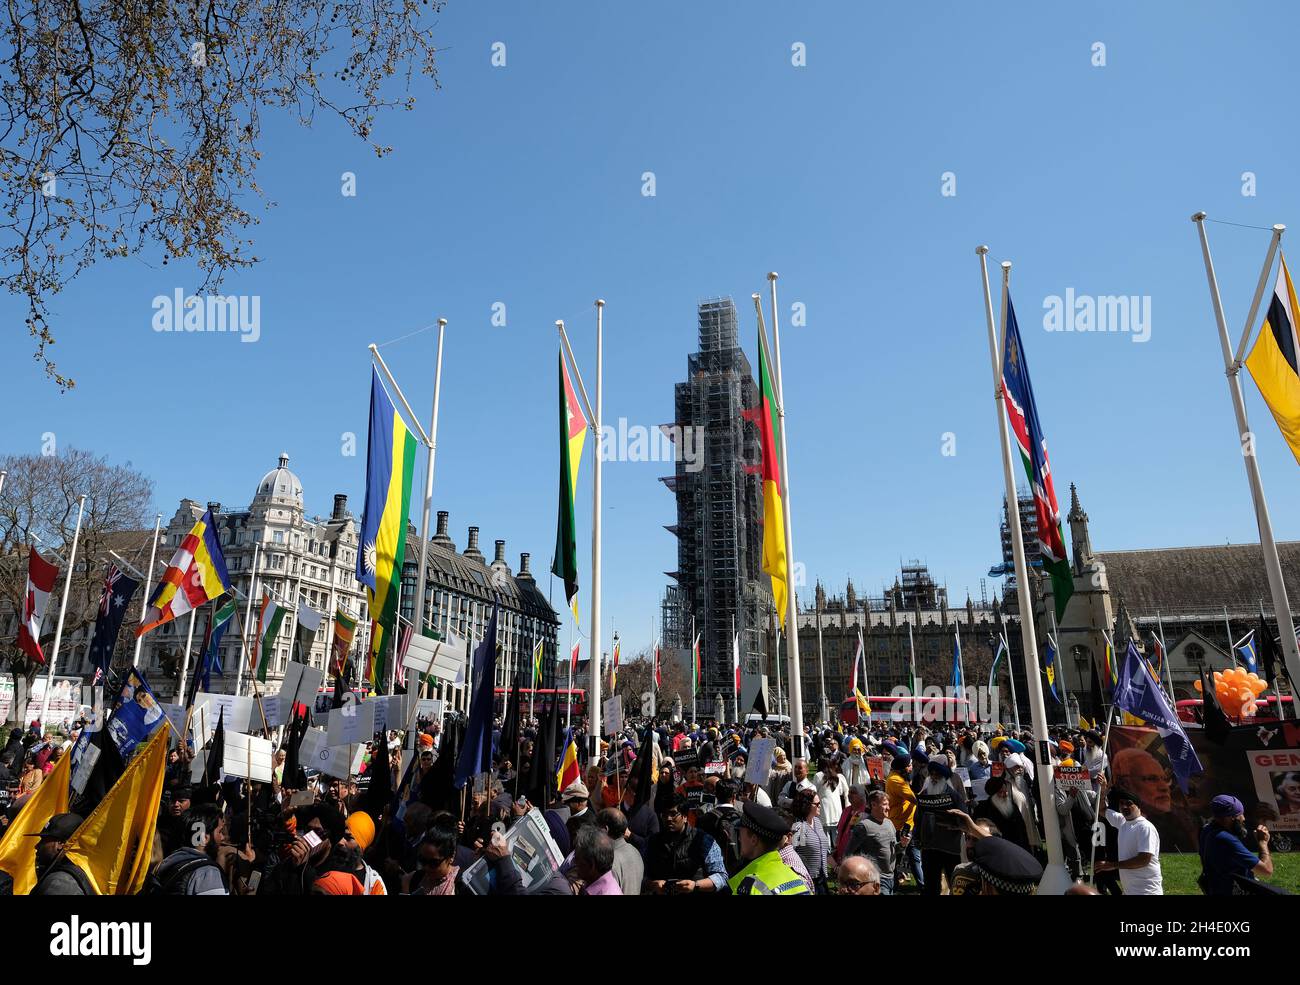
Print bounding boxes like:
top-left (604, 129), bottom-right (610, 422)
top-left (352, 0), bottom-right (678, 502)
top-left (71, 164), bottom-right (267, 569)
top-left (437, 317), bottom-right (447, 327)
top-left (595, 299), bottom-right (605, 308)
top-left (976, 245), bottom-right (989, 256)
top-left (1275, 224), bottom-right (1287, 234)
top-left (1000, 261), bottom-right (1012, 272)
top-left (767, 271), bottom-right (778, 281)
top-left (1191, 210), bottom-right (1207, 222)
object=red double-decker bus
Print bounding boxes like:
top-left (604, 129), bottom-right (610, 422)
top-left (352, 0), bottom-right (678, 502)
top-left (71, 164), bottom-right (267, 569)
top-left (493, 686), bottom-right (586, 717)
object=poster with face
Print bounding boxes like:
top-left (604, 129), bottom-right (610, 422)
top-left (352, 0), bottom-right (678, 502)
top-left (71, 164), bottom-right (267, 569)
top-left (1109, 726), bottom-right (1201, 852)
top-left (1247, 749), bottom-right (1300, 831)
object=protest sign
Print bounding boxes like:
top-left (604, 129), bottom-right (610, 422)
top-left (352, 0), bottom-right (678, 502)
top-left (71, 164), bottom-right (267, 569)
top-left (704, 760), bottom-right (727, 776)
top-left (416, 698), bottom-right (443, 725)
top-left (603, 694), bottom-right (623, 735)
top-left (403, 632), bottom-right (464, 683)
top-left (315, 742), bottom-right (364, 779)
top-left (192, 693), bottom-right (253, 745)
top-left (1055, 765), bottom-right (1090, 791)
top-left (223, 731), bottom-right (274, 783)
top-left (971, 778), bottom-right (988, 802)
top-left (673, 748), bottom-right (700, 771)
top-left (866, 756), bottom-right (887, 783)
top-left (372, 692), bottom-right (409, 733)
top-left (955, 766), bottom-right (971, 789)
top-left (327, 698), bottom-right (375, 747)
top-left (745, 737), bottom-right (776, 786)
top-left (300, 726), bottom-right (326, 763)
top-left (461, 808), bottom-right (564, 895)
top-left (158, 702), bottom-right (187, 738)
top-left (279, 662), bottom-right (325, 723)
top-left (260, 693), bottom-right (281, 729)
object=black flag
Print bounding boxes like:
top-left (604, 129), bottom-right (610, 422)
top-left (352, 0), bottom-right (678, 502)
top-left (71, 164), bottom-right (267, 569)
top-left (499, 668), bottom-right (523, 765)
top-left (1089, 657), bottom-right (1107, 725)
top-left (1200, 663), bottom-right (1231, 744)
top-left (86, 565), bottom-right (139, 678)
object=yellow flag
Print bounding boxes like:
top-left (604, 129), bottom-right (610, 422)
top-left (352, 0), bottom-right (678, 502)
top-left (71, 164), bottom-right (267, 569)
top-left (63, 725), bottom-right (169, 895)
top-left (1246, 254), bottom-right (1300, 466)
top-left (0, 749), bottom-right (71, 894)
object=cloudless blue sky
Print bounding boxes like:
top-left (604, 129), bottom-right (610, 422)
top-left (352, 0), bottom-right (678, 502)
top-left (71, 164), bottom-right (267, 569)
top-left (5, 2), bottom-right (1300, 660)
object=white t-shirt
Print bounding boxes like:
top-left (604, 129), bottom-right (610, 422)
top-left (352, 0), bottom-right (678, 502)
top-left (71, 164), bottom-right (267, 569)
top-left (1105, 810), bottom-right (1162, 895)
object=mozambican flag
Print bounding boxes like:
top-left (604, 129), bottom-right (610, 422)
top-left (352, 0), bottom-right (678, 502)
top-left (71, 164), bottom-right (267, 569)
top-left (137, 509), bottom-right (230, 635)
top-left (1246, 254), bottom-right (1300, 466)
top-left (356, 368), bottom-right (417, 682)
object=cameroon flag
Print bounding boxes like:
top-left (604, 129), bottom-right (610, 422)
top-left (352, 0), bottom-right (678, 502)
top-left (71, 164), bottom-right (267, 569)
top-left (757, 327), bottom-right (789, 627)
top-left (1246, 254), bottom-right (1300, 466)
top-left (357, 368), bottom-right (417, 686)
top-left (552, 351), bottom-right (587, 615)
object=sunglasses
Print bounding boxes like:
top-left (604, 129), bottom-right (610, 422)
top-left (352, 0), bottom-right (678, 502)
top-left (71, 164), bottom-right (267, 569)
top-left (838, 879), bottom-right (877, 892)
top-left (420, 854), bottom-right (449, 868)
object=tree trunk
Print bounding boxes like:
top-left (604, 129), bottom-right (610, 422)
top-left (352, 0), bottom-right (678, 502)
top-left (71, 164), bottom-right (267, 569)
top-left (7, 672), bottom-right (30, 728)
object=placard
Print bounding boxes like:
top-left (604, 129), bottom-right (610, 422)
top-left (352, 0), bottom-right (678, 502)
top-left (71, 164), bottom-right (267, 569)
top-left (970, 777), bottom-right (989, 802)
top-left (673, 748), bottom-right (700, 770)
top-left (300, 726), bottom-right (326, 763)
top-left (327, 698), bottom-right (376, 747)
top-left (372, 692), bottom-right (410, 733)
top-left (70, 743), bottom-right (100, 796)
top-left (460, 808), bottom-right (564, 895)
top-left (158, 702), bottom-right (187, 737)
top-left (403, 632), bottom-right (465, 683)
top-left (223, 731), bottom-right (274, 783)
top-left (415, 698), bottom-right (443, 725)
top-left (603, 694), bottom-right (623, 736)
top-left (1055, 765), bottom-right (1091, 791)
top-left (704, 760), bottom-right (727, 776)
top-left (279, 662), bottom-right (325, 723)
top-left (745, 737), bottom-right (776, 787)
top-left (315, 742), bottom-right (364, 779)
top-left (866, 756), bottom-right (887, 783)
top-left (260, 692), bottom-right (281, 729)
top-left (955, 766), bottom-right (971, 788)
top-left (192, 693), bottom-right (253, 744)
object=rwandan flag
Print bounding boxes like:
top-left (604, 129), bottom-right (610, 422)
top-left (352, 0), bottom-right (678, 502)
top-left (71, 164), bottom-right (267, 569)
top-left (1001, 297), bottom-right (1074, 623)
top-left (137, 510), bottom-right (230, 635)
top-left (357, 367), bottom-right (417, 686)
top-left (552, 351), bottom-right (587, 619)
top-left (757, 326), bottom-right (789, 627)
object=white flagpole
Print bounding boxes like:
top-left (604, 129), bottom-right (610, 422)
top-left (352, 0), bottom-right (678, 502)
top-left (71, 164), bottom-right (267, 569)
top-left (39, 494), bottom-right (86, 726)
top-left (815, 596), bottom-right (826, 725)
top-left (567, 633), bottom-right (574, 731)
top-left (175, 608), bottom-right (199, 702)
top-left (774, 620), bottom-right (784, 718)
top-left (235, 542), bottom-right (261, 698)
top-left (1193, 214), bottom-right (1300, 710)
top-left (131, 514), bottom-right (163, 668)
top-left (692, 615), bottom-right (697, 726)
top-left (591, 300), bottom-right (604, 759)
top-left (1050, 607), bottom-right (1072, 724)
top-left (764, 273), bottom-right (806, 755)
top-left (977, 246), bottom-right (1070, 893)
top-left (1002, 633), bottom-right (1022, 732)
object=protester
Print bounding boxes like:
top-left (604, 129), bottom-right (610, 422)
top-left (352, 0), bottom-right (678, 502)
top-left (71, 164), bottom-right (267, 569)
top-left (845, 789), bottom-right (898, 894)
top-left (1095, 776), bottom-right (1162, 895)
top-left (835, 855), bottom-right (881, 895)
top-left (1198, 794), bottom-right (1274, 895)
top-left (644, 794), bottom-right (727, 893)
top-left (597, 808), bottom-right (644, 895)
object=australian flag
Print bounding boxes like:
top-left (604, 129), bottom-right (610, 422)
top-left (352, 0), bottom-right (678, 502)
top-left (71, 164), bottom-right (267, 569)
top-left (1114, 641), bottom-right (1203, 793)
top-left (86, 564), bottom-right (139, 678)
top-left (1001, 297), bottom-right (1074, 622)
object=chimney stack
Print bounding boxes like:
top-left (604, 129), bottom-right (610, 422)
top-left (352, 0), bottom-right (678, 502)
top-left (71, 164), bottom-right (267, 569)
top-left (464, 526), bottom-right (484, 562)
top-left (432, 510), bottom-right (454, 549)
top-left (207, 501), bottom-right (222, 515)
top-left (494, 539), bottom-right (506, 563)
top-left (332, 494), bottom-right (347, 520)
top-left (519, 553), bottom-right (532, 579)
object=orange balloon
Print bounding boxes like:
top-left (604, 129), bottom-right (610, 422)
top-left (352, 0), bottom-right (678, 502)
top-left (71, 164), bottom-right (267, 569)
top-left (1194, 679), bottom-right (1204, 693)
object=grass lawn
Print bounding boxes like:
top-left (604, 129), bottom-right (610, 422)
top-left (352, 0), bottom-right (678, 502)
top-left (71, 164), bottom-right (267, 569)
top-left (1161, 852), bottom-right (1300, 895)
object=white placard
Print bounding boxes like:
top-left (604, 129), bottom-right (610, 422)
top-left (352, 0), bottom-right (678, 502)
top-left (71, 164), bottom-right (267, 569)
top-left (279, 662), bottom-right (325, 722)
top-left (158, 702), bottom-right (187, 737)
top-left (403, 632), bottom-right (465, 682)
top-left (70, 743), bottom-right (100, 795)
top-left (223, 731), bottom-right (274, 783)
top-left (300, 726), bottom-right (326, 762)
top-left (192, 693), bottom-right (253, 745)
top-left (260, 692), bottom-right (281, 729)
top-left (371, 693), bottom-right (409, 733)
top-left (315, 743), bottom-right (365, 779)
top-left (327, 698), bottom-right (375, 747)
top-left (416, 698), bottom-right (443, 724)
top-left (603, 695), bottom-right (623, 736)
top-left (745, 737), bottom-right (777, 787)
top-left (955, 766), bottom-right (971, 788)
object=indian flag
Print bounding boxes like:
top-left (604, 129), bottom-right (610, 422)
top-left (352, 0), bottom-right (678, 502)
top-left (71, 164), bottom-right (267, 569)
top-left (552, 351), bottom-right (587, 618)
top-left (757, 325), bottom-right (788, 626)
top-left (255, 596), bottom-right (288, 683)
top-left (357, 367), bottom-right (417, 687)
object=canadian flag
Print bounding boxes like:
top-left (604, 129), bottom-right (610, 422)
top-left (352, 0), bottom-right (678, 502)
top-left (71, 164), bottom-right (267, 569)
top-left (18, 547), bottom-right (59, 665)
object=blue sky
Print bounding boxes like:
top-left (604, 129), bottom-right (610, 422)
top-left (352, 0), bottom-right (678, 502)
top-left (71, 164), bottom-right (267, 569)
top-left (5, 2), bottom-right (1300, 660)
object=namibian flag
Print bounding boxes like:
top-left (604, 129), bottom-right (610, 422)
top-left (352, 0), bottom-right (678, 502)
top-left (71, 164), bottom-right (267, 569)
top-left (1246, 255), bottom-right (1300, 466)
top-left (556, 727), bottom-right (580, 792)
top-left (1002, 297), bottom-right (1073, 623)
top-left (553, 351), bottom-right (587, 617)
top-left (137, 510), bottom-right (230, 635)
top-left (357, 368), bottom-right (417, 685)
top-left (757, 326), bottom-right (789, 627)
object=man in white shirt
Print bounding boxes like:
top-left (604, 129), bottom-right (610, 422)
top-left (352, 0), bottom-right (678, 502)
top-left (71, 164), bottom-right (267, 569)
top-left (1096, 775), bottom-right (1162, 895)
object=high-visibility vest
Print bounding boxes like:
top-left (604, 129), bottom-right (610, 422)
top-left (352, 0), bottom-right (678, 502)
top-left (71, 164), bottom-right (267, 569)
top-left (728, 851), bottom-right (812, 895)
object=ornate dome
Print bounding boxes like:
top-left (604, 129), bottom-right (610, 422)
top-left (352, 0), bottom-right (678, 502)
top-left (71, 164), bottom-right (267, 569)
top-left (253, 453), bottom-right (304, 509)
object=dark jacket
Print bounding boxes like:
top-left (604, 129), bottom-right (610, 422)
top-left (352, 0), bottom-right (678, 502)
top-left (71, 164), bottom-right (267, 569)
top-left (32, 857), bottom-right (95, 896)
top-left (155, 847), bottom-right (227, 895)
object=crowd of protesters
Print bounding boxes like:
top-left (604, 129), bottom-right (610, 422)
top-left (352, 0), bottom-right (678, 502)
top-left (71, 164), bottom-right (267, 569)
top-left (0, 707), bottom-right (1280, 896)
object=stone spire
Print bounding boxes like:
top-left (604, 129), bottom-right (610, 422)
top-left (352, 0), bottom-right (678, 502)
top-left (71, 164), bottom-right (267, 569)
top-left (1068, 482), bottom-right (1094, 573)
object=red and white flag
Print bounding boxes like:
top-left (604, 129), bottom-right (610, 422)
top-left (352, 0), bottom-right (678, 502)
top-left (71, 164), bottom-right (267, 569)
top-left (570, 640), bottom-right (581, 675)
top-left (18, 547), bottom-right (59, 665)
top-left (653, 639), bottom-right (661, 690)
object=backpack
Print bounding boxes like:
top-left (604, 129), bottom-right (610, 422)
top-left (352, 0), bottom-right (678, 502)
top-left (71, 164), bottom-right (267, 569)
top-left (153, 854), bottom-right (220, 895)
top-left (701, 808), bottom-right (744, 876)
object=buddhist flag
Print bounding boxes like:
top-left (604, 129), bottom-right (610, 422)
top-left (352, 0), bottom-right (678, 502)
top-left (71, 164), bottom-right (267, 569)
top-left (137, 509), bottom-right (230, 635)
top-left (757, 326), bottom-right (789, 627)
top-left (63, 722), bottom-right (169, 895)
top-left (552, 351), bottom-right (587, 617)
top-left (0, 747), bottom-right (70, 893)
top-left (17, 547), bottom-right (58, 665)
top-left (1001, 297), bottom-right (1073, 622)
top-left (692, 633), bottom-right (702, 695)
top-left (255, 595), bottom-right (288, 683)
top-left (357, 367), bottom-right (417, 685)
top-left (1246, 254), bottom-right (1300, 466)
